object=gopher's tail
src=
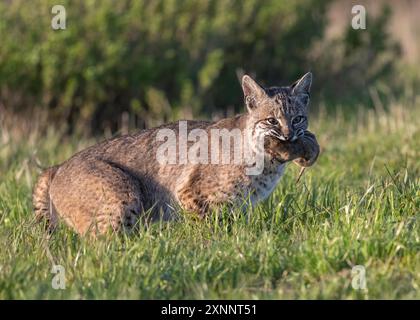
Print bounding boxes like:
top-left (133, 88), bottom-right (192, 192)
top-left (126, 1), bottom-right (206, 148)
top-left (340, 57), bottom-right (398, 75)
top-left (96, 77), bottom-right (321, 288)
top-left (32, 166), bottom-right (59, 230)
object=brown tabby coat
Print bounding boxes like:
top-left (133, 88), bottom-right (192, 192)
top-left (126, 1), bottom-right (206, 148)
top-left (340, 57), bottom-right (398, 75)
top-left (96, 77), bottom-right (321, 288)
top-left (33, 73), bottom-right (319, 236)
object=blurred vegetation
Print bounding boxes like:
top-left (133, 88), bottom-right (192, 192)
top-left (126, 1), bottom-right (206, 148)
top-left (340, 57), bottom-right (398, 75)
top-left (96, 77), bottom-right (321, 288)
top-left (316, 4), bottom-right (402, 106)
top-left (0, 0), bottom-right (410, 134)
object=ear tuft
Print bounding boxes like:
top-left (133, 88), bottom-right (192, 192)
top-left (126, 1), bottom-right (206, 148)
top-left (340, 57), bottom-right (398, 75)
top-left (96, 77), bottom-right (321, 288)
top-left (292, 72), bottom-right (312, 95)
top-left (242, 75), bottom-right (265, 112)
top-left (242, 75), bottom-right (265, 98)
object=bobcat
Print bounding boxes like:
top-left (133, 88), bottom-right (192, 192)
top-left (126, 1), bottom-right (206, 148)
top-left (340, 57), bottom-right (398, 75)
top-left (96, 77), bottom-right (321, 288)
top-left (33, 73), bottom-right (319, 236)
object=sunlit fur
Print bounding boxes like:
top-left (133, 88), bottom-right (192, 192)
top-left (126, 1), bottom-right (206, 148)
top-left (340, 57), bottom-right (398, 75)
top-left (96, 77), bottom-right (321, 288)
top-left (243, 73), bottom-right (312, 147)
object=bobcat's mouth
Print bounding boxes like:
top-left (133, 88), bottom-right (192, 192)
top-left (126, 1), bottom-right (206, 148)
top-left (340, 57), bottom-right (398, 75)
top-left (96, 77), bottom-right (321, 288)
top-left (278, 134), bottom-right (298, 142)
top-left (268, 128), bottom-right (298, 142)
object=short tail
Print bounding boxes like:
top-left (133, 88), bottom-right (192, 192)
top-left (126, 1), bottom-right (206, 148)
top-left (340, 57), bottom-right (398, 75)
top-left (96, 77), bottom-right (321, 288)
top-left (32, 166), bottom-right (59, 230)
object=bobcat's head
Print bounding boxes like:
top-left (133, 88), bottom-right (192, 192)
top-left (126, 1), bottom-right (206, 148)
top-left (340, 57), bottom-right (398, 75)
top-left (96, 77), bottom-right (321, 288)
top-left (242, 73), bottom-right (312, 146)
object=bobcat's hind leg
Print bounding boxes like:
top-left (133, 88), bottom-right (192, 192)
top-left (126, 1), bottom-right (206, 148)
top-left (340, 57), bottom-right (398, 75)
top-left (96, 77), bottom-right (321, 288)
top-left (49, 159), bottom-right (144, 236)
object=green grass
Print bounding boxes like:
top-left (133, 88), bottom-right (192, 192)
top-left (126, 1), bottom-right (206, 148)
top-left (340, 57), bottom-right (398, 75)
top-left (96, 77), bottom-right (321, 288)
top-left (0, 101), bottom-right (419, 299)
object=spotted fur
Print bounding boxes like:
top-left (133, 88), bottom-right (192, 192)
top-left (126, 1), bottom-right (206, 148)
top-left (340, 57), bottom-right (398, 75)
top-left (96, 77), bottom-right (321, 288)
top-left (33, 73), bottom-right (319, 236)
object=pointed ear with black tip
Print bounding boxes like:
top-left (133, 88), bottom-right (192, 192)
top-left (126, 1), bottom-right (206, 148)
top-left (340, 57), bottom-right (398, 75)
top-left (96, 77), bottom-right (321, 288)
top-left (242, 75), bottom-right (265, 113)
top-left (291, 72), bottom-right (312, 107)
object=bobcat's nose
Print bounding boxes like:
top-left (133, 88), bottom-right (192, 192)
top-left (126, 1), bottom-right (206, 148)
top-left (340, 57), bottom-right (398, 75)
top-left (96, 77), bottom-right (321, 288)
top-left (279, 132), bottom-right (297, 142)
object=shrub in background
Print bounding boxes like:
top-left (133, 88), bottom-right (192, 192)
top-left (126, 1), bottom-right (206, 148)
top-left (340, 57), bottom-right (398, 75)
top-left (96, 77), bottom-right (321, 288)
top-left (0, 0), bottom-right (404, 134)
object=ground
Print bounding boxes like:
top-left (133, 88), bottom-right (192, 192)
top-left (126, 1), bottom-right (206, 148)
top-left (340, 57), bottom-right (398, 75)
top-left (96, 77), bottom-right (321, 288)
top-left (0, 101), bottom-right (418, 299)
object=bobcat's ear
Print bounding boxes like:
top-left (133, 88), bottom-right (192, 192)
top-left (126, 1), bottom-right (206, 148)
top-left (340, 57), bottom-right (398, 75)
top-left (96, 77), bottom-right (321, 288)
top-left (242, 75), bottom-right (265, 113)
top-left (291, 72), bottom-right (312, 107)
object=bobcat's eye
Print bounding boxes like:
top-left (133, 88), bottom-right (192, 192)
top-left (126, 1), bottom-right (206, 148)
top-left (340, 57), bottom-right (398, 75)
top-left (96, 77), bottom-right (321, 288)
top-left (292, 116), bottom-right (305, 125)
top-left (266, 118), bottom-right (278, 125)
